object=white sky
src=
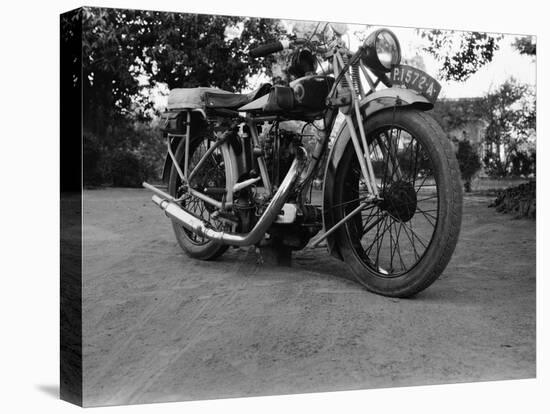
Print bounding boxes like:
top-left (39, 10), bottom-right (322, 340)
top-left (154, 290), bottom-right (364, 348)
top-left (381, 26), bottom-right (535, 98)
top-left (246, 21), bottom-right (536, 99)
top-left (334, 23), bottom-right (536, 99)
top-left (154, 21), bottom-right (536, 109)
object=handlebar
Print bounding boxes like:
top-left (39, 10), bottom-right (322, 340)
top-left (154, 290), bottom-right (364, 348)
top-left (249, 40), bottom-right (291, 58)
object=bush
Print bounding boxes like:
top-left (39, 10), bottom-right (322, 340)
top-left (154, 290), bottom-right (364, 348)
top-left (109, 150), bottom-right (147, 188)
top-left (83, 133), bottom-right (103, 186)
top-left (510, 150), bottom-right (536, 177)
top-left (82, 120), bottom-right (165, 187)
top-left (456, 140), bottom-right (482, 192)
top-left (489, 180), bottom-right (535, 219)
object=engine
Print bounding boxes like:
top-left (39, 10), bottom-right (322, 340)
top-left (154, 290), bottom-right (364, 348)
top-left (232, 123), bottom-right (322, 249)
top-left (262, 126), bottom-right (302, 186)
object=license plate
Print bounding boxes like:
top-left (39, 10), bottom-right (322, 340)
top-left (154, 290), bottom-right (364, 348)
top-left (389, 65), bottom-right (441, 104)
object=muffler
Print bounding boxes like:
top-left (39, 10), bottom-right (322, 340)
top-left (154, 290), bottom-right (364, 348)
top-left (149, 147), bottom-right (307, 247)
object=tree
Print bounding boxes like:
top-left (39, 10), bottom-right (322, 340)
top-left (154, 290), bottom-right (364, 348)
top-left (513, 36), bottom-right (536, 56)
top-left (62, 7), bottom-right (286, 186)
top-left (419, 29), bottom-right (502, 81)
top-left (481, 78), bottom-right (536, 176)
top-left (75, 7), bottom-right (285, 137)
top-left (456, 140), bottom-right (481, 192)
top-left (433, 98), bottom-right (485, 132)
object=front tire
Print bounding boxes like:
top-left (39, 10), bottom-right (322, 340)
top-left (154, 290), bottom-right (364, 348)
top-left (333, 109), bottom-right (462, 297)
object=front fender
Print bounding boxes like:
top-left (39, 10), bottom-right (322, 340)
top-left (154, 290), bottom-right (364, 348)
top-left (322, 87), bottom-right (433, 260)
top-left (359, 87), bottom-right (433, 118)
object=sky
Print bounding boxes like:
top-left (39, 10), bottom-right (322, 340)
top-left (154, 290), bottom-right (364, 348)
top-left (282, 21), bottom-right (536, 99)
top-left (370, 25), bottom-right (536, 99)
top-left (152, 20), bottom-right (536, 111)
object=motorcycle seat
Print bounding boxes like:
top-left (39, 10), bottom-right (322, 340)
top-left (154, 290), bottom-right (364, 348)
top-left (167, 83), bottom-right (272, 111)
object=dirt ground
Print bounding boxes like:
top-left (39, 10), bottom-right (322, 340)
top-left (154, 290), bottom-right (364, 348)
top-left (81, 188), bottom-right (536, 407)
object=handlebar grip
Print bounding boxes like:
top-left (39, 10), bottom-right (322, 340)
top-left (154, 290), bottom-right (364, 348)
top-left (250, 41), bottom-right (285, 58)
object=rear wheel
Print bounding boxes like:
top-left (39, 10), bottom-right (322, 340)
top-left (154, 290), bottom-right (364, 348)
top-left (168, 135), bottom-right (237, 260)
top-left (333, 109), bottom-right (462, 297)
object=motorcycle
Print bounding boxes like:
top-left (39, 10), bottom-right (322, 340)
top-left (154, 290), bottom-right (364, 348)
top-left (143, 23), bottom-right (463, 297)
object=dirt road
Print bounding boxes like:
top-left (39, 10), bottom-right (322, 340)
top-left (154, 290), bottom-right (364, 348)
top-left (81, 188), bottom-right (535, 407)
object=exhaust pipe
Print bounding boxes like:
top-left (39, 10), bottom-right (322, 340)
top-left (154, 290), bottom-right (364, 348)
top-left (151, 147), bottom-right (307, 247)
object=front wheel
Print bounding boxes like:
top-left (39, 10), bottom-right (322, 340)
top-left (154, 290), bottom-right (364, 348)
top-left (332, 109), bottom-right (462, 297)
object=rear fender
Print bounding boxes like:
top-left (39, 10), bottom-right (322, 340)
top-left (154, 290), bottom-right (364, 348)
top-left (322, 88), bottom-right (433, 260)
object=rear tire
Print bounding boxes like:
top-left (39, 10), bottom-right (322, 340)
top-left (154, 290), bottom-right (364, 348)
top-left (168, 135), bottom-right (237, 260)
top-left (333, 109), bottom-right (462, 297)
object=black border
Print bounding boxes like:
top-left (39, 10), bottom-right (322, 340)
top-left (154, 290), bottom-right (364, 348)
top-left (60, 7), bottom-right (83, 406)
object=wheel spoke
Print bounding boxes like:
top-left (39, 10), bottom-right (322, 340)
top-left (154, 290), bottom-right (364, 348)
top-left (416, 206), bottom-right (437, 226)
top-left (378, 133), bottom-right (392, 190)
top-left (173, 136), bottom-right (229, 246)
top-left (415, 173), bottom-right (431, 194)
top-left (374, 216), bottom-right (391, 268)
top-left (391, 221), bottom-right (406, 271)
top-left (397, 218), bottom-right (420, 261)
top-left (416, 195), bottom-right (438, 203)
top-left (328, 195), bottom-right (373, 211)
top-left (364, 215), bottom-right (390, 257)
top-left (362, 210), bottom-right (386, 234)
top-left (388, 218), bottom-right (394, 271)
top-left (338, 122), bottom-right (442, 278)
top-left (407, 221), bottom-right (428, 249)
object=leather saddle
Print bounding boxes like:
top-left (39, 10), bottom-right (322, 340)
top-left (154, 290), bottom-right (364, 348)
top-left (167, 83), bottom-right (272, 111)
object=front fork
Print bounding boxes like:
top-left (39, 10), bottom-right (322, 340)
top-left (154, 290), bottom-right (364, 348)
top-left (345, 112), bottom-right (379, 197)
top-left (333, 52), bottom-right (380, 200)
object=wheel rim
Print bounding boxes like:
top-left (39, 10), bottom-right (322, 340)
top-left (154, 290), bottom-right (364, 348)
top-left (174, 137), bottom-right (229, 245)
top-left (339, 125), bottom-right (440, 278)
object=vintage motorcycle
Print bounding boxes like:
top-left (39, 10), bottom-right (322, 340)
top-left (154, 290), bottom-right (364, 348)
top-left (143, 24), bottom-right (463, 297)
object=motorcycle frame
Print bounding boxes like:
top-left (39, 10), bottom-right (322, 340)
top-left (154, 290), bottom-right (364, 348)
top-left (173, 48), bottom-right (378, 197)
top-left (146, 40), bottom-right (435, 248)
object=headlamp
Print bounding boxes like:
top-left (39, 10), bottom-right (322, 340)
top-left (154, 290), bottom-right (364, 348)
top-left (361, 29), bottom-right (401, 73)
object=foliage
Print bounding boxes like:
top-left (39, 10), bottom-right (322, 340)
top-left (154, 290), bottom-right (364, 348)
top-left (433, 98), bottom-right (485, 131)
top-left (480, 78), bottom-right (536, 177)
top-left (83, 122), bottom-right (166, 187)
top-left (509, 149), bottom-right (536, 177)
top-left (78, 7), bottom-right (285, 135)
top-left (69, 9), bottom-right (537, 187)
top-left (65, 7), bottom-right (285, 186)
top-left (419, 29), bottom-right (502, 81)
top-left (83, 134), bottom-right (104, 186)
top-left (110, 151), bottom-right (146, 188)
top-left (489, 180), bottom-right (535, 219)
top-left (433, 81), bottom-right (536, 180)
top-left (513, 36), bottom-right (536, 56)
top-left (456, 140), bottom-right (482, 192)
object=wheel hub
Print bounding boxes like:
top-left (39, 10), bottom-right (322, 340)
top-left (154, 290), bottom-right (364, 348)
top-left (379, 180), bottom-right (417, 222)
